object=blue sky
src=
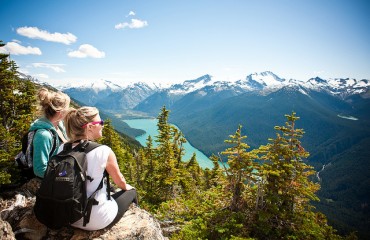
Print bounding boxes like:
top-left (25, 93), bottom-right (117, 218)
top-left (1, 0), bottom-right (369, 86)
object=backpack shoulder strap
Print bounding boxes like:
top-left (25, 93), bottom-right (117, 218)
top-left (83, 142), bottom-right (110, 199)
top-left (46, 129), bottom-right (58, 157)
top-left (84, 170), bottom-right (110, 226)
top-left (70, 141), bottom-right (102, 182)
top-left (63, 142), bottom-right (73, 151)
top-left (83, 141), bottom-right (102, 153)
top-left (105, 170), bottom-right (111, 200)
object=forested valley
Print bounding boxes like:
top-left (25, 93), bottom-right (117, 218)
top-left (0, 42), bottom-right (357, 239)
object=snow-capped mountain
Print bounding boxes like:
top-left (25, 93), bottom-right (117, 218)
top-left (149, 72), bottom-right (288, 98)
top-left (157, 71), bottom-right (369, 98)
top-left (61, 79), bottom-right (156, 107)
top-left (59, 71), bottom-right (369, 116)
top-left (58, 79), bottom-right (123, 92)
top-left (168, 74), bottom-right (215, 94)
top-left (238, 71), bottom-right (286, 90)
top-left (231, 72), bottom-right (369, 97)
top-left (95, 81), bottom-right (160, 110)
top-left (304, 77), bottom-right (370, 97)
top-left (87, 79), bottom-right (123, 92)
top-left (59, 71), bottom-right (370, 100)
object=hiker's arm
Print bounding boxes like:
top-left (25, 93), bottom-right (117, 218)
top-left (106, 150), bottom-right (134, 190)
top-left (33, 130), bottom-right (53, 178)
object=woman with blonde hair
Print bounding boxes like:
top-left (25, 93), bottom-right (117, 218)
top-left (30, 87), bottom-right (70, 178)
top-left (63, 106), bottom-right (137, 230)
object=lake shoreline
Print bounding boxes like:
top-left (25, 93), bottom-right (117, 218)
top-left (124, 118), bottom-right (214, 169)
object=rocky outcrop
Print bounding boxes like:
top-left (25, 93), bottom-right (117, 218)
top-left (0, 218), bottom-right (15, 240)
top-left (0, 179), bottom-right (168, 240)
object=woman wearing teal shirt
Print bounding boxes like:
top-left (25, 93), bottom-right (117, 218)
top-left (30, 88), bottom-right (70, 178)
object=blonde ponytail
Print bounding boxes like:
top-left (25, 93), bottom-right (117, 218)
top-left (37, 87), bottom-right (70, 118)
top-left (64, 107), bottom-right (99, 142)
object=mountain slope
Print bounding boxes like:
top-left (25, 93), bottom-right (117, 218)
top-left (170, 86), bottom-right (366, 157)
top-left (63, 80), bottom-right (123, 106)
top-left (168, 85), bottom-right (370, 239)
top-left (95, 82), bottom-right (159, 111)
top-left (314, 137), bottom-right (370, 239)
top-left (134, 75), bottom-right (215, 115)
top-left (134, 90), bottom-right (181, 115)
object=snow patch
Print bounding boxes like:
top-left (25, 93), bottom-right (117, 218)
top-left (198, 90), bottom-right (207, 96)
top-left (298, 88), bottom-right (309, 96)
top-left (337, 114), bottom-right (358, 120)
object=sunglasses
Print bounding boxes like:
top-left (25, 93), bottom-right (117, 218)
top-left (81, 120), bottom-right (104, 128)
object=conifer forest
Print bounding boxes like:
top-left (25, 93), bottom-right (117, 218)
top-left (0, 40), bottom-right (359, 239)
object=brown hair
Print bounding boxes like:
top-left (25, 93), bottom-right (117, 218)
top-left (64, 106), bottom-right (99, 142)
top-left (37, 88), bottom-right (70, 118)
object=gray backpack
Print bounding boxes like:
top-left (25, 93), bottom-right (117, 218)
top-left (34, 140), bottom-right (110, 229)
top-left (15, 129), bottom-right (57, 181)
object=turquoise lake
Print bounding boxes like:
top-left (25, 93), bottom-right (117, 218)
top-left (124, 119), bottom-right (214, 169)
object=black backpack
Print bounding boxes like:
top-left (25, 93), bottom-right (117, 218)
top-left (34, 140), bottom-right (110, 229)
top-left (15, 129), bottom-right (57, 181)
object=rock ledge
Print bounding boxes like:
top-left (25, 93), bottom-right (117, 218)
top-left (0, 179), bottom-right (168, 240)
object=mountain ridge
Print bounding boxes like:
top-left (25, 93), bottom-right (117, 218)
top-left (57, 71), bottom-right (370, 100)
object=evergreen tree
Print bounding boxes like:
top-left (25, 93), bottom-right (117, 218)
top-left (155, 106), bottom-right (180, 201)
top-left (168, 113), bottom-right (344, 240)
top-left (144, 135), bottom-right (156, 187)
top-left (142, 135), bottom-right (157, 199)
top-left (254, 112), bottom-right (324, 239)
top-left (0, 123), bottom-right (16, 184)
top-left (139, 106), bottom-right (205, 207)
top-left (204, 154), bottom-right (226, 189)
top-left (171, 127), bottom-right (186, 167)
top-left (186, 153), bottom-right (201, 184)
top-left (176, 152), bottom-right (203, 196)
top-left (221, 125), bottom-right (259, 211)
top-left (0, 41), bottom-right (36, 184)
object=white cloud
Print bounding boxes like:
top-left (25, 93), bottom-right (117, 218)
top-left (68, 44), bottom-right (105, 58)
top-left (12, 39), bottom-right (22, 44)
top-left (32, 63), bottom-right (66, 73)
top-left (16, 26), bottom-right (77, 45)
top-left (0, 41), bottom-right (41, 55)
top-left (128, 11), bottom-right (135, 16)
top-left (115, 18), bottom-right (148, 29)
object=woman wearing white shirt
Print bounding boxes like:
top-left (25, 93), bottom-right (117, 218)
top-left (62, 106), bottom-right (138, 230)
